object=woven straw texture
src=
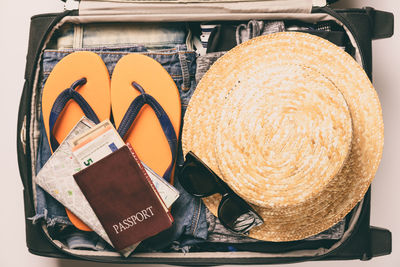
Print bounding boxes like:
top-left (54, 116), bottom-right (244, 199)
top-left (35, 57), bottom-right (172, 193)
top-left (182, 32), bottom-right (384, 241)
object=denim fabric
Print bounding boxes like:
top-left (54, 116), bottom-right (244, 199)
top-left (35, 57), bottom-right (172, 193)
top-left (35, 44), bottom-right (203, 251)
top-left (53, 23), bottom-right (187, 49)
top-left (170, 179), bottom-right (208, 247)
top-left (235, 20), bottom-right (285, 44)
top-left (195, 51), bottom-right (226, 84)
top-left (206, 20), bottom-right (285, 53)
top-left (138, 178), bottom-right (208, 251)
top-left (32, 115), bottom-right (71, 226)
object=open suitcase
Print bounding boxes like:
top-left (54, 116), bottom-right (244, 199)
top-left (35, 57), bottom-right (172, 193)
top-left (17, 0), bottom-right (394, 264)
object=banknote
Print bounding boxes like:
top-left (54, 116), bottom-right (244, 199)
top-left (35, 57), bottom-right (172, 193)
top-left (70, 119), bottom-right (115, 147)
top-left (70, 120), bottom-right (125, 168)
top-left (71, 120), bottom-right (179, 208)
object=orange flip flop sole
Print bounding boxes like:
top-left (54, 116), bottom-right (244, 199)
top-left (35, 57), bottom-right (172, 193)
top-left (42, 51), bottom-right (111, 231)
top-left (42, 51), bottom-right (111, 152)
top-left (66, 209), bottom-right (92, 231)
top-left (111, 54), bottom-right (181, 183)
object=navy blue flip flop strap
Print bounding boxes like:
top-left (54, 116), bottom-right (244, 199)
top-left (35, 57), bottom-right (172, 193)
top-left (49, 78), bottom-right (100, 151)
top-left (117, 82), bottom-right (178, 182)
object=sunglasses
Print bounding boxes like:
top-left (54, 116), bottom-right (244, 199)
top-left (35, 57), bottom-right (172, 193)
top-left (179, 151), bottom-right (263, 234)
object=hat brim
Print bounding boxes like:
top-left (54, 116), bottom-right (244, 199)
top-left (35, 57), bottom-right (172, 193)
top-left (182, 32), bottom-right (383, 241)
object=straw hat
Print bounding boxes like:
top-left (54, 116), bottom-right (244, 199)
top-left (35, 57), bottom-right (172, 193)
top-left (182, 32), bottom-right (383, 241)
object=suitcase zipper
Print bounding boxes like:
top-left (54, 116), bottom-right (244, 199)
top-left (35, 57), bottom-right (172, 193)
top-left (20, 115), bottom-right (27, 155)
top-left (67, 0), bottom-right (329, 13)
top-left (63, 0), bottom-right (338, 12)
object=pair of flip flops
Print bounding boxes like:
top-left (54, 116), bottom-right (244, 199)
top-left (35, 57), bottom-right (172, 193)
top-left (42, 51), bottom-right (181, 231)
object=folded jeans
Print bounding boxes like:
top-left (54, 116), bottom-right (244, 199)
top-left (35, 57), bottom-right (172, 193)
top-left (51, 22), bottom-right (188, 50)
top-left (34, 44), bottom-right (201, 251)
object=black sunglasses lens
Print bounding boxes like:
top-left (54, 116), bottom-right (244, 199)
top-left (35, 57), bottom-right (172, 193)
top-left (218, 196), bottom-right (263, 234)
top-left (180, 163), bottom-right (218, 197)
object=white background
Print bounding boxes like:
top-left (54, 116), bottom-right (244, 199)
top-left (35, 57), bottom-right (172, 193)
top-left (0, 0), bottom-right (398, 266)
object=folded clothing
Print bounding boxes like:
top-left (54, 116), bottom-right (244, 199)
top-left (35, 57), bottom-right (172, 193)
top-left (206, 20), bottom-right (285, 53)
top-left (49, 22), bottom-right (188, 50)
top-left (205, 20), bottom-right (353, 54)
top-left (33, 19), bottom-right (355, 253)
top-left (34, 44), bottom-right (198, 251)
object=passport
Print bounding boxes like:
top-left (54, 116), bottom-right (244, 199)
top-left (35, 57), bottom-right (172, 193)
top-left (73, 145), bottom-right (173, 252)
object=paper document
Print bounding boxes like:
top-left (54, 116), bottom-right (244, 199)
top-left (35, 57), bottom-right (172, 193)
top-left (70, 120), bottom-right (125, 168)
top-left (71, 120), bottom-right (179, 207)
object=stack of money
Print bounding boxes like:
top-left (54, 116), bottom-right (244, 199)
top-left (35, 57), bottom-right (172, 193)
top-left (70, 120), bottom-right (179, 207)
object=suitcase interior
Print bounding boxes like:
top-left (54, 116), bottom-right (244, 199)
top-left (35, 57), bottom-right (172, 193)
top-left (18, 0), bottom-right (393, 264)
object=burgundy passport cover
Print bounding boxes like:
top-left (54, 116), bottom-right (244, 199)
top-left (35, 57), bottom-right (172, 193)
top-left (73, 145), bottom-right (173, 252)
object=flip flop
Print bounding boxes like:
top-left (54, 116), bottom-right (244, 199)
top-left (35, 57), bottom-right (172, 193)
top-left (111, 54), bottom-right (181, 183)
top-left (41, 51), bottom-right (111, 231)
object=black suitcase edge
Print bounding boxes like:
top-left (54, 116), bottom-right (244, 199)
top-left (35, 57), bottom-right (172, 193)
top-left (334, 7), bottom-right (394, 40)
top-left (17, 10), bottom-right (76, 195)
top-left (17, 10), bottom-right (77, 257)
top-left (17, 6), bottom-right (393, 263)
top-left (370, 227), bottom-right (392, 258)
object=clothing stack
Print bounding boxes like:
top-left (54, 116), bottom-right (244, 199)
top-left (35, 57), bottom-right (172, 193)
top-left (31, 19), bottom-right (381, 256)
